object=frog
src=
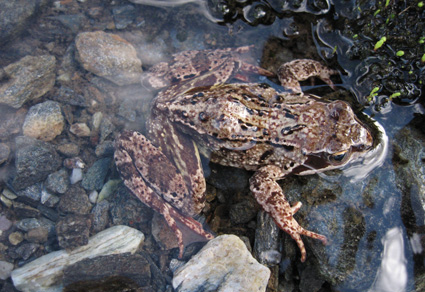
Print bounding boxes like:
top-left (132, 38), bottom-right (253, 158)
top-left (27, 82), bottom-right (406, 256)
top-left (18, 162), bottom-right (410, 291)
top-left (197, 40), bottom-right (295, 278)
top-left (114, 46), bottom-right (373, 262)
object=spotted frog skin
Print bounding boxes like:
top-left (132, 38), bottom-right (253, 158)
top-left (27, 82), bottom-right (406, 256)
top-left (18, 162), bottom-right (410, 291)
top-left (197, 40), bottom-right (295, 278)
top-left (114, 46), bottom-right (373, 262)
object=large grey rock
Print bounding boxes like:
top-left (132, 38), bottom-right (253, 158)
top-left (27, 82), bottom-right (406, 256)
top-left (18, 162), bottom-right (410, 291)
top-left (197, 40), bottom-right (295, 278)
top-left (75, 31), bottom-right (142, 86)
top-left (0, 55), bottom-right (56, 108)
top-left (11, 225), bottom-right (145, 292)
top-left (172, 235), bottom-right (270, 292)
top-left (22, 100), bottom-right (64, 141)
top-left (12, 136), bottom-right (61, 190)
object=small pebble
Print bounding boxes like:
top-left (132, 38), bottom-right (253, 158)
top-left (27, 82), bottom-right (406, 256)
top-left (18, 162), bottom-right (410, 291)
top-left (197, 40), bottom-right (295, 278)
top-left (91, 112), bottom-right (103, 131)
top-left (2, 189), bottom-right (17, 200)
top-left (70, 123), bottom-right (91, 137)
top-left (9, 232), bottom-right (24, 246)
top-left (0, 143), bottom-right (10, 165)
top-left (70, 168), bottom-right (83, 184)
top-left (57, 143), bottom-right (80, 157)
top-left (0, 261), bottom-right (14, 280)
top-left (0, 216), bottom-right (12, 231)
top-left (89, 191), bottom-right (98, 204)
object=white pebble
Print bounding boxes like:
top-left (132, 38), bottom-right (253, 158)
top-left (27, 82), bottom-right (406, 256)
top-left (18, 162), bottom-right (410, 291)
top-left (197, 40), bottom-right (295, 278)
top-left (70, 168), bottom-right (83, 184)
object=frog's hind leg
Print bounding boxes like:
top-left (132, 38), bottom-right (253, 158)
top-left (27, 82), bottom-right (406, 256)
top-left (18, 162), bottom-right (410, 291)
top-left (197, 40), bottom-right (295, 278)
top-left (277, 59), bottom-right (339, 94)
top-left (114, 131), bottom-right (214, 258)
top-left (250, 165), bottom-right (327, 262)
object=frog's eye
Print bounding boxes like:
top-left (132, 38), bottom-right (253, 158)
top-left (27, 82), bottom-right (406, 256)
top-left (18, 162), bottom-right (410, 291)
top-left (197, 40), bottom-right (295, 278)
top-left (329, 150), bottom-right (350, 164)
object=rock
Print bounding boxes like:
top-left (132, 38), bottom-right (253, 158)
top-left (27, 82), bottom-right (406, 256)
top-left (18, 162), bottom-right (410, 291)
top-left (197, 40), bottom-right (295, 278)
top-left (0, 107), bottom-right (26, 140)
top-left (97, 179), bottom-right (121, 202)
top-left (11, 225), bottom-right (145, 292)
top-left (0, 143), bottom-right (10, 164)
top-left (88, 191), bottom-right (98, 203)
top-left (8, 232), bottom-right (24, 246)
top-left (0, 261), bottom-right (14, 280)
top-left (10, 243), bottom-right (39, 261)
top-left (62, 253), bottom-right (151, 291)
top-left (99, 117), bottom-right (115, 142)
top-left (12, 136), bottom-right (61, 190)
top-left (152, 212), bottom-right (179, 252)
top-left (91, 111), bottom-right (103, 131)
top-left (22, 100), bottom-right (64, 141)
top-left (0, 55), bottom-right (56, 108)
top-left (254, 211), bottom-right (282, 265)
top-left (16, 218), bottom-right (42, 232)
top-left (229, 199), bottom-right (258, 225)
top-left (25, 227), bottom-right (49, 244)
top-left (57, 143), bottom-right (80, 157)
top-left (12, 202), bottom-right (40, 218)
top-left (0, 0), bottom-right (49, 43)
top-left (94, 140), bottom-right (114, 157)
top-left (75, 31), bottom-right (142, 86)
top-left (81, 158), bottom-right (112, 191)
top-left (0, 215), bottom-right (12, 232)
top-left (69, 123), bottom-right (91, 137)
top-left (56, 214), bottom-right (92, 249)
top-left (53, 86), bottom-right (88, 107)
top-left (112, 5), bottom-right (137, 29)
top-left (15, 183), bottom-right (42, 203)
top-left (172, 235), bottom-right (270, 292)
top-left (91, 200), bottom-right (109, 233)
top-left (46, 169), bottom-right (69, 194)
top-left (58, 185), bottom-right (92, 215)
top-left (70, 168), bottom-right (83, 185)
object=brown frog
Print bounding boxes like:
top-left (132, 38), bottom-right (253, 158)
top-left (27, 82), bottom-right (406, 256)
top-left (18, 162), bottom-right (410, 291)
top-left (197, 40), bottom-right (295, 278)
top-left (114, 46), bottom-right (373, 261)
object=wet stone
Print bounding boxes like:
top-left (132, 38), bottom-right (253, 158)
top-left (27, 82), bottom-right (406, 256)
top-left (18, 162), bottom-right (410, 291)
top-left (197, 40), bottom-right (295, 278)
top-left (62, 253), bottom-right (151, 291)
top-left (37, 204), bottom-right (59, 222)
top-left (57, 143), bottom-right (80, 157)
top-left (16, 218), bottom-right (42, 232)
top-left (91, 200), bottom-right (110, 233)
top-left (58, 185), bottom-right (92, 215)
top-left (54, 86), bottom-right (88, 107)
top-left (56, 214), bottom-right (92, 249)
top-left (0, 143), bottom-right (10, 165)
top-left (8, 232), bottom-right (24, 246)
top-left (99, 117), bottom-right (115, 143)
top-left (229, 199), bottom-right (258, 225)
top-left (12, 136), bottom-right (61, 190)
top-left (118, 98), bottom-right (137, 122)
top-left (22, 100), bottom-right (64, 141)
top-left (12, 202), bottom-right (40, 219)
top-left (0, 55), bottom-right (56, 108)
top-left (40, 189), bottom-right (60, 208)
top-left (0, 215), bottom-right (12, 232)
top-left (0, 260), bottom-right (14, 280)
top-left (254, 211), bottom-right (282, 265)
top-left (0, 107), bottom-right (26, 140)
top-left (25, 227), bottom-right (49, 244)
top-left (15, 183), bottom-right (42, 203)
top-left (11, 243), bottom-right (39, 261)
top-left (81, 157), bottom-right (112, 191)
top-left (112, 4), bottom-right (137, 29)
top-left (69, 123), bottom-right (91, 137)
top-left (95, 140), bottom-right (115, 157)
top-left (46, 168), bottom-right (69, 194)
top-left (75, 31), bottom-right (142, 86)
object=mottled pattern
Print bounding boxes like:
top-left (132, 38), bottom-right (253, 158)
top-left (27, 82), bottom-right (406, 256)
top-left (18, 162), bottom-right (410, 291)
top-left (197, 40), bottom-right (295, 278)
top-left (115, 47), bottom-right (373, 261)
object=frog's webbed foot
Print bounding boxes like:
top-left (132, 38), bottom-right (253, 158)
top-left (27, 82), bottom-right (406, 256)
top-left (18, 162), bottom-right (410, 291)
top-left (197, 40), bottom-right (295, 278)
top-left (114, 131), bottom-right (214, 258)
top-left (277, 59), bottom-right (339, 94)
top-left (250, 165), bottom-right (327, 262)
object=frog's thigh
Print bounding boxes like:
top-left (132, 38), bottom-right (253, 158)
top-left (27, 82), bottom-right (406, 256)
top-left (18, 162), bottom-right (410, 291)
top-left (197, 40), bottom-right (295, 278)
top-left (149, 117), bottom-right (206, 215)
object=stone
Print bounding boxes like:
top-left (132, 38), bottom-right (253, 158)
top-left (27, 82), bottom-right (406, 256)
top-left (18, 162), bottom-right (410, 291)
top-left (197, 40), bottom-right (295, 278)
top-left (57, 143), bottom-right (80, 157)
top-left (8, 232), bottom-right (24, 246)
top-left (9, 243), bottom-right (39, 261)
top-left (0, 143), bottom-right (10, 165)
top-left (70, 168), bottom-right (83, 185)
top-left (58, 185), bottom-right (92, 215)
top-left (69, 123), bottom-right (91, 137)
top-left (229, 199), bottom-right (258, 225)
top-left (172, 235), bottom-right (270, 292)
top-left (112, 4), bottom-right (137, 29)
top-left (25, 227), bottom-right (49, 244)
top-left (0, 215), bottom-right (12, 231)
top-left (16, 218), bottom-right (42, 232)
top-left (0, 261), bottom-right (14, 280)
top-left (75, 31), bottom-right (142, 86)
top-left (99, 117), bottom-right (115, 142)
top-left (0, 55), bottom-right (56, 108)
top-left (254, 211), bottom-right (282, 265)
top-left (53, 86), bottom-right (88, 107)
top-left (15, 183), bottom-right (42, 202)
top-left (62, 253), bottom-right (150, 291)
top-left (91, 200), bottom-right (109, 233)
top-left (97, 179), bottom-right (121, 202)
top-left (56, 214), bottom-right (92, 249)
top-left (81, 158), bottom-right (112, 191)
top-left (95, 140), bottom-right (114, 157)
top-left (11, 225), bottom-right (145, 292)
top-left (0, 107), bottom-right (26, 140)
top-left (12, 201), bottom-right (40, 218)
top-left (22, 100), bottom-right (64, 141)
top-left (12, 136), bottom-right (61, 190)
top-left (46, 169), bottom-right (69, 194)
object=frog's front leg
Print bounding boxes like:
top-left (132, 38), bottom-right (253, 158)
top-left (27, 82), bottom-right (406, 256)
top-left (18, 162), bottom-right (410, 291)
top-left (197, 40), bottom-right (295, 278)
top-left (114, 131), bottom-right (214, 257)
top-left (277, 59), bottom-right (339, 93)
top-left (250, 165), bottom-right (327, 262)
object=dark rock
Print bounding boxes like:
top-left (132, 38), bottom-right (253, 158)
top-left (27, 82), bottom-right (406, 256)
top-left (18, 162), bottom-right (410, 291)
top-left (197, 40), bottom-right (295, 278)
top-left (12, 136), bottom-right (61, 190)
top-left (207, 164), bottom-right (250, 191)
top-left (54, 86), bottom-right (88, 107)
top-left (0, 143), bottom-right (10, 165)
top-left (58, 185), bottom-right (92, 215)
top-left (229, 199), bottom-right (258, 225)
top-left (46, 169), bottom-right (70, 195)
top-left (57, 143), bottom-right (80, 157)
top-left (99, 117), bottom-right (115, 143)
top-left (117, 99), bottom-right (136, 122)
top-left (81, 158), bottom-right (112, 191)
top-left (12, 201), bottom-right (40, 218)
top-left (0, 55), bottom-right (56, 108)
top-left (0, 107), bottom-right (26, 140)
top-left (15, 183), bottom-right (42, 203)
top-left (25, 227), bottom-right (49, 244)
top-left (16, 218), bottom-right (41, 232)
top-left (37, 204), bottom-right (59, 222)
top-left (91, 200), bottom-right (109, 233)
top-left (0, 0), bottom-right (49, 43)
top-left (254, 211), bottom-right (282, 265)
top-left (56, 214), bottom-right (92, 249)
top-left (94, 141), bottom-right (114, 157)
top-left (62, 253), bottom-right (152, 291)
top-left (9, 243), bottom-right (39, 260)
top-left (0, 215), bottom-right (12, 231)
top-left (22, 100), bottom-right (64, 141)
top-left (112, 5), bottom-right (137, 29)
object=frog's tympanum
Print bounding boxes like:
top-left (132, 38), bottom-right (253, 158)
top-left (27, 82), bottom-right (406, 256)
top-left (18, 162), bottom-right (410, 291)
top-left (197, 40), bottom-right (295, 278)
top-left (114, 46), bottom-right (373, 262)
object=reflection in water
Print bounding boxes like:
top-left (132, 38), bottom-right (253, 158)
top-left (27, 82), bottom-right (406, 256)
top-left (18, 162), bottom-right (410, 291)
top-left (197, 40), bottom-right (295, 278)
top-left (370, 228), bottom-right (407, 292)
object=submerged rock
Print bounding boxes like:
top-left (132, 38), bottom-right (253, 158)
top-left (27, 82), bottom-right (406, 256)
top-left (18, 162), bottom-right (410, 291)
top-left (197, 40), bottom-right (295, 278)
top-left (172, 234), bottom-right (270, 292)
top-left (0, 55), bottom-right (56, 108)
top-left (81, 158), bottom-right (112, 191)
top-left (56, 214), bottom-right (92, 249)
top-left (11, 225), bottom-right (145, 292)
top-left (22, 100), bottom-right (64, 141)
top-left (75, 31), bottom-right (142, 86)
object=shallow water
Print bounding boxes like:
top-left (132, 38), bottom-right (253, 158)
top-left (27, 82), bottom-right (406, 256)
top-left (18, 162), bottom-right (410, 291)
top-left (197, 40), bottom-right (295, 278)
top-left (1, 0), bottom-right (424, 291)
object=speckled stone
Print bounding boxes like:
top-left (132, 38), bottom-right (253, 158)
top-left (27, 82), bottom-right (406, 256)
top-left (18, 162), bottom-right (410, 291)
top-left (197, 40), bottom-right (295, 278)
top-left (173, 235), bottom-right (270, 292)
top-left (75, 31), bottom-right (142, 86)
top-left (22, 100), bottom-right (64, 141)
top-left (58, 185), bottom-right (92, 215)
top-left (81, 158), bottom-right (112, 191)
top-left (0, 143), bottom-right (10, 165)
top-left (46, 169), bottom-right (69, 194)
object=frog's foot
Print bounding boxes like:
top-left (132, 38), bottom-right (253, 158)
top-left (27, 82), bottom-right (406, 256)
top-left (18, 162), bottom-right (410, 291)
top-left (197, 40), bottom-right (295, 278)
top-left (277, 59), bottom-right (339, 94)
top-left (114, 130), bottom-right (214, 258)
top-left (250, 165), bottom-right (327, 262)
